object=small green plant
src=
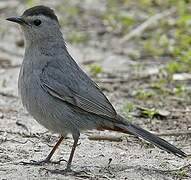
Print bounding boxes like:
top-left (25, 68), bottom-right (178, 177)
top-left (173, 85), bottom-right (185, 95)
top-left (150, 81), bottom-right (170, 96)
top-left (26, 0), bottom-right (34, 7)
top-left (122, 102), bottom-right (134, 121)
top-left (150, 78), bottom-right (167, 90)
top-left (122, 102), bottom-right (134, 113)
top-left (143, 39), bottom-right (164, 57)
top-left (165, 61), bottom-right (184, 74)
top-left (139, 0), bottom-right (152, 6)
top-left (101, 3), bottom-right (135, 34)
top-left (88, 64), bottom-right (103, 76)
top-left (134, 89), bottom-right (155, 99)
top-left (118, 12), bottom-right (135, 27)
top-left (138, 107), bottom-right (159, 119)
top-left (66, 32), bottom-right (88, 44)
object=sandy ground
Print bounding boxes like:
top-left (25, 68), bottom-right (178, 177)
top-left (0, 1), bottom-right (191, 179)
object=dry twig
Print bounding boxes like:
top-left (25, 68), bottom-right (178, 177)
top-left (154, 131), bottom-right (191, 137)
top-left (88, 135), bottom-right (123, 142)
top-left (120, 8), bottom-right (176, 43)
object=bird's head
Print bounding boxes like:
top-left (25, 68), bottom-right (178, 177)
top-left (6, 6), bottom-right (62, 45)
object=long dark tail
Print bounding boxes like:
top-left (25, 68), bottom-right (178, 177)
top-left (114, 115), bottom-right (187, 158)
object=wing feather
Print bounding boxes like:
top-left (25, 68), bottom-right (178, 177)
top-left (40, 58), bottom-right (117, 119)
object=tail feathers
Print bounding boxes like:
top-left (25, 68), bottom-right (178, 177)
top-left (116, 117), bottom-right (187, 158)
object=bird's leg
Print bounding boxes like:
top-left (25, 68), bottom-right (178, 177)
top-left (21, 136), bottom-right (64, 165)
top-left (33, 136), bottom-right (65, 164)
top-left (46, 134), bottom-right (80, 174)
top-left (45, 133), bottom-right (90, 175)
top-left (65, 134), bottom-right (79, 171)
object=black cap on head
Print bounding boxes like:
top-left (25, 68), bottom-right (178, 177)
top-left (23, 5), bottom-right (58, 22)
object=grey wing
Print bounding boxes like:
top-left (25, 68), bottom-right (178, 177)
top-left (39, 58), bottom-right (117, 119)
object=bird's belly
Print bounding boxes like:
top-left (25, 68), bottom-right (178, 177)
top-left (18, 73), bottom-right (101, 135)
top-left (19, 74), bottom-right (74, 134)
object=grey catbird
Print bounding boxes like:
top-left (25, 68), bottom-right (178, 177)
top-left (6, 6), bottom-right (186, 171)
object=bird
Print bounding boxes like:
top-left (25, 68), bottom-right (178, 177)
top-left (6, 5), bottom-right (186, 171)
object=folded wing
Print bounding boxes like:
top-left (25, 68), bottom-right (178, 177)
top-left (40, 57), bottom-right (117, 119)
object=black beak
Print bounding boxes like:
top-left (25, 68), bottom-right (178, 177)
top-left (6, 16), bottom-right (29, 26)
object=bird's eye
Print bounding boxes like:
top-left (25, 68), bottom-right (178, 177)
top-left (33, 19), bottom-right (41, 26)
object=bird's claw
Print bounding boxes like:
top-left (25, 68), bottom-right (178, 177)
top-left (20, 159), bottom-right (50, 166)
top-left (19, 158), bottom-right (67, 166)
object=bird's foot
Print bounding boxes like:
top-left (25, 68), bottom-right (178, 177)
top-left (20, 158), bottom-right (67, 166)
top-left (20, 158), bottom-right (51, 166)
